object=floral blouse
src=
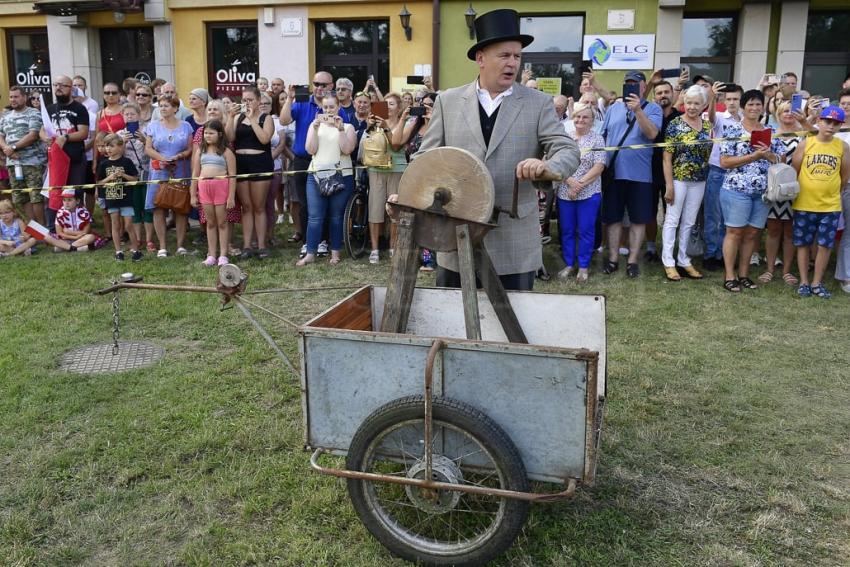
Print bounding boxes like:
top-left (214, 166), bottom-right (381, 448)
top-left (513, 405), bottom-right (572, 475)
top-left (720, 123), bottom-right (786, 196)
top-left (664, 116), bottom-right (712, 182)
top-left (557, 130), bottom-right (606, 201)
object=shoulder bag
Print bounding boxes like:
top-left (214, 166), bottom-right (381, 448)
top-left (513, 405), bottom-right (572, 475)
top-left (600, 102), bottom-right (646, 191)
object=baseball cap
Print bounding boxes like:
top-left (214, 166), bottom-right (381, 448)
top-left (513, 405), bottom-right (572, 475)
top-left (624, 71), bottom-right (646, 83)
top-left (819, 105), bottom-right (846, 123)
top-left (61, 188), bottom-right (77, 199)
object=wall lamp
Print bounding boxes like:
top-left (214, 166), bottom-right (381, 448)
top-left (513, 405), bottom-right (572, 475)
top-left (464, 3), bottom-right (477, 39)
top-left (399, 5), bottom-right (412, 41)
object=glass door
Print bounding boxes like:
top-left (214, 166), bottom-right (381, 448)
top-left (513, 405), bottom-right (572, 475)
top-left (100, 27), bottom-right (155, 88)
top-left (316, 20), bottom-right (389, 94)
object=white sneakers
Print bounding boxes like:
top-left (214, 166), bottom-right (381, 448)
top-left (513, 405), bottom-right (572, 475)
top-left (369, 249), bottom-right (380, 264)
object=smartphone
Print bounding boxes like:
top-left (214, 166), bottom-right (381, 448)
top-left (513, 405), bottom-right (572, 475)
top-left (791, 93), bottom-right (805, 113)
top-left (750, 128), bottom-right (772, 148)
top-left (407, 75), bottom-right (425, 85)
top-left (661, 68), bottom-right (681, 79)
top-left (719, 83), bottom-right (739, 93)
top-left (72, 86), bottom-right (85, 98)
top-left (294, 85), bottom-right (310, 103)
top-left (371, 101), bottom-right (389, 120)
top-left (622, 83), bottom-right (640, 100)
top-left (767, 74), bottom-right (780, 85)
top-left (318, 113), bottom-right (335, 124)
top-left (409, 106), bottom-right (426, 117)
top-left (126, 121), bottom-right (139, 134)
top-left (680, 65), bottom-right (690, 78)
top-left (580, 60), bottom-right (593, 73)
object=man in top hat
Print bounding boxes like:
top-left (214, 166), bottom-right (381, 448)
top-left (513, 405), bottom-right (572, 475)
top-left (414, 8), bottom-right (579, 291)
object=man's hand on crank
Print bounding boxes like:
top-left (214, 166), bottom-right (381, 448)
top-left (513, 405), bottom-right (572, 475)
top-left (515, 158), bottom-right (548, 180)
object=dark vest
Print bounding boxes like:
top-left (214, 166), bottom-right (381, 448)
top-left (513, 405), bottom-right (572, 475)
top-left (478, 102), bottom-right (501, 148)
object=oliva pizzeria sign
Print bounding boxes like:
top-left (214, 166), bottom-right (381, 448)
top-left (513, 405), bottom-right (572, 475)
top-left (17, 63), bottom-right (51, 92)
top-left (214, 59), bottom-right (257, 94)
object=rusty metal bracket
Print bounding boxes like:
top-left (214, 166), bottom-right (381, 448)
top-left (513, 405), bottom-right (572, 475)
top-left (310, 448), bottom-right (578, 503)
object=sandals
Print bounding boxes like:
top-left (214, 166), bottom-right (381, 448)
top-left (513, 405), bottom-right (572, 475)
top-left (287, 232), bottom-right (302, 243)
top-left (811, 283), bottom-right (832, 299)
top-left (328, 255), bottom-right (342, 265)
top-left (723, 279), bottom-right (741, 293)
top-left (146, 240), bottom-right (156, 252)
top-left (782, 272), bottom-right (799, 286)
top-left (664, 267), bottom-right (681, 281)
top-left (739, 277), bottom-right (758, 290)
top-left (626, 263), bottom-right (640, 278)
top-left (678, 265), bottom-right (703, 279)
top-left (601, 260), bottom-right (618, 275)
top-left (757, 271), bottom-right (774, 284)
top-left (256, 248), bottom-right (270, 260)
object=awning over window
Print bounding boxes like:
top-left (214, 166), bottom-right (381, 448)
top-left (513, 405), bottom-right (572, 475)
top-left (33, 0), bottom-right (143, 16)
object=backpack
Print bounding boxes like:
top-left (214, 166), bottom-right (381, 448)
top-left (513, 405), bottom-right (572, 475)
top-left (362, 125), bottom-right (392, 168)
top-left (764, 163), bottom-right (800, 202)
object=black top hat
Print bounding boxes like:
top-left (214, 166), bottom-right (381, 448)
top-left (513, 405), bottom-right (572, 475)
top-left (467, 9), bottom-right (534, 61)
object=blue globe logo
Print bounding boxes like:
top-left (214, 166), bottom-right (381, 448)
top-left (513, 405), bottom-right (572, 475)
top-left (587, 39), bottom-right (611, 66)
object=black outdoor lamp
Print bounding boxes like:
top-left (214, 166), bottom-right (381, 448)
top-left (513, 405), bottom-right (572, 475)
top-left (464, 3), bottom-right (477, 39)
top-left (399, 4), bottom-right (412, 41)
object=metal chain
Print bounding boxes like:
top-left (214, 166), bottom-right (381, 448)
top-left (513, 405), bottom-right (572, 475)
top-left (112, 286), bottom-right (121, 356)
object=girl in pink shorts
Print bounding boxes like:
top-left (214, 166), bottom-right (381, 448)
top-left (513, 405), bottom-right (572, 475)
top-left (190, 119), bottom-right (236, 266)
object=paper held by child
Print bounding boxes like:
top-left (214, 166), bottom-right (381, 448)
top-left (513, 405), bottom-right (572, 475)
top-left (24, 220), bottom-right (50, 241)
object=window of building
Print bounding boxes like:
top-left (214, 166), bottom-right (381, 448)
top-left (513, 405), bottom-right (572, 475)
top-left (680, 15), bottom-right (737, 82)
top-left (5, 28), bottom-right (52, 103)
top-left (101, 27), bottom-right (155, 89)
top-left (207, 23), bottom-right (259, 99)
top-left (803, 11), bottom-right (850, 98)
top-left (519, 15), bottom-right (584, 96)
top-left (316, 21), bottom-right (389, 95)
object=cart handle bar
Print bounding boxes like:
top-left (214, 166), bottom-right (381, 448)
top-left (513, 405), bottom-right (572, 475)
top-left (309, 448), bottom-right (577, 503)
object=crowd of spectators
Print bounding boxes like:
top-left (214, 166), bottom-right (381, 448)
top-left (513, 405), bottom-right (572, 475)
top-left (1, 68), bottom-right (850, 297)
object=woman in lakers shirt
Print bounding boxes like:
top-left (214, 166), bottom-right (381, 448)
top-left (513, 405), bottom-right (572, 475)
top-left (790, 106), bottom-right (850, 298)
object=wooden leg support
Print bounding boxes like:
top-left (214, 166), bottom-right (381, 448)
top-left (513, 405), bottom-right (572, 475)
top-left (380, 210), bottom-right (420, 334)
top-left (475, 247), bottom-right (528, 344)
top-left (456, 224), bottom-right (482, 340)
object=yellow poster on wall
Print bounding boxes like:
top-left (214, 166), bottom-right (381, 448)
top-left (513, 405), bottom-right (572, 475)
top-left (536, 78), bottom-right (562, 96)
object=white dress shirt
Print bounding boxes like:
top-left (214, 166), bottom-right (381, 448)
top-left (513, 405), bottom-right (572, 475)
top-left (476, 80), bottom-right (514, 117)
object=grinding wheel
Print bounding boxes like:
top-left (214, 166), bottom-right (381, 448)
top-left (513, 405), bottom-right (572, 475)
top-left (396, 147), bottom-right (495, 224)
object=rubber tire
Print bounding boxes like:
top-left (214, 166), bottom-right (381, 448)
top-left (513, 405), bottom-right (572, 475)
top-left (343, 190), bottom-right (369, 259)
top-left (346, 395), bottom-right (530, 567)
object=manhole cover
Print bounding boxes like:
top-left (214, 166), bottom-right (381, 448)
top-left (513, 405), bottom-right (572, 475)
top-left (58, 342), bottom-right (165, 374)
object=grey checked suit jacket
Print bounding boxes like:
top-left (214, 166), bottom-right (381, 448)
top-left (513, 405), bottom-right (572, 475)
top-left (415, 81), bottom-right (580, 275)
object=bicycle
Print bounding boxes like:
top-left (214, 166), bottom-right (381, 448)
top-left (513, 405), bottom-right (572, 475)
top-left (343, 173), bottom-right (370, 259)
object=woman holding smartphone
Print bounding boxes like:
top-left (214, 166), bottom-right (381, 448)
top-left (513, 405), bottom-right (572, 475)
top-left (297, 92), bottom-right (356, 266)
top-left (118, 102), bottom-right (153, 252)
top-left (226, 85), bottom-right (275, 260)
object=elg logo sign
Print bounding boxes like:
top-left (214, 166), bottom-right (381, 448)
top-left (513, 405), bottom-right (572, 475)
top-left (582, 34), bottom-right (655, 70)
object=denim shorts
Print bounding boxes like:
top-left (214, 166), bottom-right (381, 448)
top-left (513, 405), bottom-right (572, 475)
top-left (107, 206), bottom-right (135, 217)
top-left (719, 188), bottom-right (770, 229)
top-left (792, 210), bottom-right (841, 248)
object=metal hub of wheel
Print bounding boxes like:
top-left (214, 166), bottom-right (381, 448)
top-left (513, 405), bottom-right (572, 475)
top-left (404, 455), bottom-right (464, 513)
top-left (58, 341), bottom-right (164, 374)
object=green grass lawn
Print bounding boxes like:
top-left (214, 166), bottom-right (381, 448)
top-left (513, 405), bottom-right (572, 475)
top-left (1, 226), bottom-right (848, 566)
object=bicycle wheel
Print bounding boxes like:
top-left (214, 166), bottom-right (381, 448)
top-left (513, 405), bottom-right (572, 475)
top-left (344, 190), bottom-right (369, 259)
top-left (346, 395), bottom-right (530, 567)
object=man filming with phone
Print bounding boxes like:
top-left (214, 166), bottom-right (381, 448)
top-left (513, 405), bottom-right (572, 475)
top-left (599, 71), bottom-right (663, 278)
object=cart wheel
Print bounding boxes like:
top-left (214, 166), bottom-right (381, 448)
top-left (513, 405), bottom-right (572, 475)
top-left (346, 395), bottom-right (530, 567)
top-left (344, 190), bottom-right (369, 259)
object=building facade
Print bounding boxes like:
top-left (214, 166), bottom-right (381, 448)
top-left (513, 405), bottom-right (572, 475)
top-left (1, 0), bottom-right (848, 103)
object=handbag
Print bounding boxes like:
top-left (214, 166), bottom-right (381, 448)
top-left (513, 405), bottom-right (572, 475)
top-left (154, 180), bottom-right (192, 215)
top-left (314, 162), bottom-right (345, 197)
top-left (153, 163), bottom-right (191, 214)
top-left (686, 216), bottom-right (705, 257)
top-left (764, 162), bottom-right (800, 202)
top-left (601, 102), bottom-right (646, 191)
